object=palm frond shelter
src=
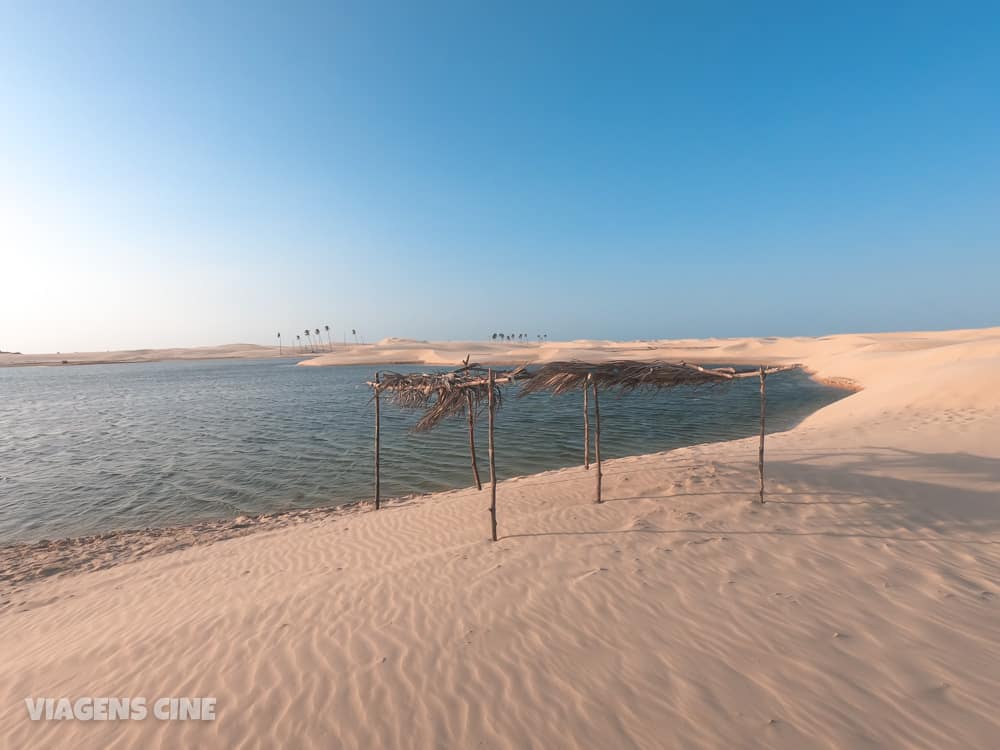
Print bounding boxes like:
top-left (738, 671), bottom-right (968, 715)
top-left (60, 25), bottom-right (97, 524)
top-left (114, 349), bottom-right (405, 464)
top-left (369, 359), bottom-right (798, 540)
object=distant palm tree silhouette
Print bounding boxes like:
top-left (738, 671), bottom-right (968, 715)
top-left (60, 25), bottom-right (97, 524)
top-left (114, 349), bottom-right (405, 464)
top-left (296, 334), bottom-right (301, 352)
top-left (314, 329), bottom-right (321, 352)
top-left (304, 329), bottom-right (313, 352)
top-left (352, 329), bottom-right (358, 344)
top-left (324, 325), bottom-right (332, 351)
top-left (277, 332), bottom-right (282, 355)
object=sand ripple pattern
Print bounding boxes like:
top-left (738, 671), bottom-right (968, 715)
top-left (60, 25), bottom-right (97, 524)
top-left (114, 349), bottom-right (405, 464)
top-left (4, 330), bottom-right (998, 748)
top-left (3, 422), bottom-right (1000, 748)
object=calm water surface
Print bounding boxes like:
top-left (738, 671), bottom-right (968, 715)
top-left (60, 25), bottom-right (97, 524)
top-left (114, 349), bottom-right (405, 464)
top-left (0, 358), bottom-right (847, 542)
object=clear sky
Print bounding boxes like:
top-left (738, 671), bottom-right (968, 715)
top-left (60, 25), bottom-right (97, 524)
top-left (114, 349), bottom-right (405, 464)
top-left (2, 1), bottom-right (998, 352)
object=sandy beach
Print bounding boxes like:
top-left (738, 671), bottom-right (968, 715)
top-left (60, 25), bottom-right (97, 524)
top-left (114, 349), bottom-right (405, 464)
top-left (2, 327), bottom-right (999, 748)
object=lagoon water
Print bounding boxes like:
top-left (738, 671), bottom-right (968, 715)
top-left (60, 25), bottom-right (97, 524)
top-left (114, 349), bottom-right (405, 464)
top-left (0, 359), bottom-right (847, 543)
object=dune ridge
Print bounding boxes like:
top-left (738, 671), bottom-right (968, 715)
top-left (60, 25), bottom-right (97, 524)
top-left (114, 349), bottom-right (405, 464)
top-left (2, 327), bottom-right (999, 748)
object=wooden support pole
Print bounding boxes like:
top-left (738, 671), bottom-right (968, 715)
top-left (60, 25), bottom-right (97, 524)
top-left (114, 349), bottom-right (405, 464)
top-left (591, 374), bottom-right (602, 504)
top-left (374, 372), bottom-right (381, 510)
top-left (466, 390), bottom-right (482, 491)
top-left (583, 383), bottom-right (590, 469)
top-left (488, 369), bottom-right (498, 541)
top-left (758, 365), bottom-right (766, 504)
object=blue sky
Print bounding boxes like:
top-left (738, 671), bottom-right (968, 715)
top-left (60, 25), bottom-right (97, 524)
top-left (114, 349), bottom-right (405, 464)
top-left (1, 1), bottom-right (998, 352)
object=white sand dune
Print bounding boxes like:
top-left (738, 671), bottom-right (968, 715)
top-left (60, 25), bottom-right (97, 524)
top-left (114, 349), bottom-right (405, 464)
top-left (0, 343), bottom-right (292, 368)
top-left (2, 328), bottom-right (999, 748)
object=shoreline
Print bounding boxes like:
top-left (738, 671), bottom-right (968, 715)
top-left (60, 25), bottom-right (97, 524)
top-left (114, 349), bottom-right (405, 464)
top-left (0, 498), bottom-right (369, 598)
top-left (5, 327), bottom-right (992, 589)
top-left (0, 365), bottom-right (854, 564)
top-left (0, 343), bottom-right (293, 368)
top-left (5, 326), bottom-right (998, 371)
top-left (0, 430), bottom-right (810, 596)
top-left (4, 326), bottom-right (999, 748)
top-left (0, 355), bottom-right (306, 368)
top-left (797, 366), bottom-right (864, 392)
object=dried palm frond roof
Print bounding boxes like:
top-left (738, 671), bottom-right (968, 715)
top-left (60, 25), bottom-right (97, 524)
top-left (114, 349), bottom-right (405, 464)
top-left (370, 362), bottom-right (527, 432)
top-left (371, 359), bottom-right (798, 429)
top-left (518, 360), bottom-right (799, 396)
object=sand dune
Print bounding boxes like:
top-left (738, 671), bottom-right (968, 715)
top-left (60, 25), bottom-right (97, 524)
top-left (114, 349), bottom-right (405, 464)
top-left (0, 343), bottom-right (293, 368)
top-left (2, 328), bottom-right (999, 748)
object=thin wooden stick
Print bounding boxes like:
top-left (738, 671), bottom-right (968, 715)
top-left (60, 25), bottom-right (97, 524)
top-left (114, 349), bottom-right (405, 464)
top-left (374, 371), bottom-right (381, 510)
top-left (679, 361), bottom-right (735, 379)
top-left (591, 374), bottom-right (602, 503)
top-left (758, 364), bottom-right (766, 504)
top-left (466, 390), bottom-right (482, 491)
top-left (488, 369), bottom-right (498, 541)
top-left (583, 383), bottom-right (590, 469)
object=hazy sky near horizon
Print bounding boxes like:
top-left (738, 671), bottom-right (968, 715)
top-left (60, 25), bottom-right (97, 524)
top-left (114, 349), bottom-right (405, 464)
top-left (2, 1), bottom-right (998, 353)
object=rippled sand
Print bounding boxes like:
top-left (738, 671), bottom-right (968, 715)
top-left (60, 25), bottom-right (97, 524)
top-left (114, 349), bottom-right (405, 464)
top-left (2, 328), bottom-right (999, 748)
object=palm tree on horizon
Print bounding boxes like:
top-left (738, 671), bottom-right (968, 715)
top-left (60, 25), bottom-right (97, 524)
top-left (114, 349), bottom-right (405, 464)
top-left (304, 328), bottom-right (314, 352)
top-left (296, 334), bottom-right (301, 352)
top-left (324, 325), bottom-right (332, 351)
top-left (277, 332), bottom-right (282, 355)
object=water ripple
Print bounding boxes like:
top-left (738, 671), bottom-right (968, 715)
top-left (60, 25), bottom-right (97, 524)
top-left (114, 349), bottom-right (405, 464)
top-left (0, 358), bottom-right (846, 542)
